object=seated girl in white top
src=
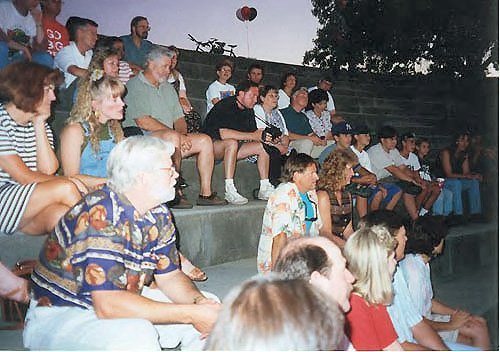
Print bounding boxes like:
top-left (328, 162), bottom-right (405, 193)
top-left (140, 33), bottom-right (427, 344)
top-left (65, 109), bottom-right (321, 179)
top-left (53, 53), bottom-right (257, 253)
top-left (277, 72), bottom-right (297, 109)
top-left (205, 59), bottom-right (235, 113)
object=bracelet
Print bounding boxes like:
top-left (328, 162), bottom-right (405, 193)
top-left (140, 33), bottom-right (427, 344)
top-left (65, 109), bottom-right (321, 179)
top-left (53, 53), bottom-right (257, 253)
top-left (193, 295), bottom-right (205, 304)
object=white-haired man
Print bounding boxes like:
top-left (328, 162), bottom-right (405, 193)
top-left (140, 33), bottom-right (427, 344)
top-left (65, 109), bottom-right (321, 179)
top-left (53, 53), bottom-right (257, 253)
top-left (24, 136), bottom-right (221, 350)
top-left (124, 46), bottom-right (226, 208)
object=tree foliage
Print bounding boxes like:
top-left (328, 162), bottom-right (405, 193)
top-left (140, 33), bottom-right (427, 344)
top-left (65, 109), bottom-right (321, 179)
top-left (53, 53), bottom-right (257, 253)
top-left (304, 0), bottom-right (499, 78)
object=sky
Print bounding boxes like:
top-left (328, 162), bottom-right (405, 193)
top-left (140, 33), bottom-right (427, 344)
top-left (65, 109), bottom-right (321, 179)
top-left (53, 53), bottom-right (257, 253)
top-left (59, 0), bottom-right (320, 65)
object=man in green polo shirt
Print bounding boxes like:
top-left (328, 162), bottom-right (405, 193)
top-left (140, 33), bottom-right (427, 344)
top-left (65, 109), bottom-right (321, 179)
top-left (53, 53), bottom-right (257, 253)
top-left (124, 46), bottom-right (226, 208)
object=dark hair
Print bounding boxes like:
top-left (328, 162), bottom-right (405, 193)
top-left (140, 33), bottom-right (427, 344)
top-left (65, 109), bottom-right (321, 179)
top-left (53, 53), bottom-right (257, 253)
top-left (282, 153), bottom-right (317, 183)
top-left (319, 75), bottom-right (333, 83)
top-left (378, 125), bottom-right (398, 139)
top-left (275, 244), bottom-right (331, 279)
top-left (216, 59), bottom-right (234, 72)
top-left (405, 216), bottom-right (448, 257)
top-left (279, 72), bottom-right (297, 89)
top-left (416, 137), bottom-right (430, 147)
top-left (305, 88), bottom-right (329, 111)
top-left (130, 16), bottom-right (147, 32)
top-left (359, 210), bottom-right (406, 237)
top-left (247, 62), bottom-right (264, 75)
top-left (257, 85), bottom-right (278, 104)
top-left (66, 16), bottom-right (98, 42)
top-left (0, 62), bottom-right (62, 113)
top-left (167, 45), bottom-right (180, 56)
top-left (236, 80), bottom-right (259, 95)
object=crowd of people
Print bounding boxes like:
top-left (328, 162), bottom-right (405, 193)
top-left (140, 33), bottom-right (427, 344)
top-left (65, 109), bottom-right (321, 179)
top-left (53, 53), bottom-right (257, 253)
top-left (0, 1), bottom-right (496, 350)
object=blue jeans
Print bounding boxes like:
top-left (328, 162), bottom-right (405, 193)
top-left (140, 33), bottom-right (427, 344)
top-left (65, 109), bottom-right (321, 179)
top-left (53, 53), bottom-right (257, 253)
top-left (0, 41), bottom-right (53, 69)
top-left (444, 178), bottom-right (481, 215)
top-left (432, 188), bottom-right (453, 216)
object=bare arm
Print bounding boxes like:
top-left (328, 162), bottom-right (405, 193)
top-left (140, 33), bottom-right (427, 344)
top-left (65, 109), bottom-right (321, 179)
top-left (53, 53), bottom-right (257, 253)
top-left (60, 123), bottom-right (105, 189)
top-left (219, 128), bottom-right (262, 141)
top-left (173, 117), bottom-right (188, 135)
top-left (0, 154), bottom-right (57, 184)
top-left (317, 190), bottom-right (346, 248)
top-left (440, 150), bottom-right (464, 178)
top-left (386, 165), bottom-right (416, 183)
top-left (33, 116), bottom-right (58, 174)
top-left (30, 6), bottom-right (47, 49)
top-left (384, 340), bottom-right (403, 351)
top-left (66, 65), bottom-right (88, 79)
top-left (271, 232), bottom-right (287, 270)
top-left (135, 115), bottom-right (171, 132)
top-left (400, 341), bottom-right (431, 350)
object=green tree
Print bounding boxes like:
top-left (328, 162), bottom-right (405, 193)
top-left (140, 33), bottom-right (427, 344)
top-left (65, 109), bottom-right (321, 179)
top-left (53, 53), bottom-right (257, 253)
top-left (304, 0), bottom-right (499, 78)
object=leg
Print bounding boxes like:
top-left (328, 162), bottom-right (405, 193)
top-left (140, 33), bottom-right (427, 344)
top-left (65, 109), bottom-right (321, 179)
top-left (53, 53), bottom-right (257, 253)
top-left (382, 183), bottom-right (402, 210)
top-left (289, 139), bottom-right (314, 155)
top-left (17, 179), bottom-right (81, 235)
top-left (0, 261), bottom-right (29, 303)
top-left (444, 179), bottom-right (464, 215)
top-left (432, 191), bottom-right (445, 215)
top-left (24, 302), bottom-right (161, 350)
top-left (152, 129), bottom-right (182, 172)
top-left (183, 133), bottom-right (214, 197)
top-left (356, 196), bottom-right (368, 218)
top-left (237, 142), bottom-right (269, 180)
top-left (403, 193), bottom-right (419, 220)
top-left (457, 316), bottom-right (490, 350)
top-left (442, 188), bottom-right (454, 216)
top-left (368, 190), bottom-right (384, 212)
top-left (213, 139), bottom-right (238, 179)
top-left (422, 183), bottom-right (441, 211)
top-left (415, 186), bottom-right (432, 210)
top-left (461, 179), bottom-right (482, 215)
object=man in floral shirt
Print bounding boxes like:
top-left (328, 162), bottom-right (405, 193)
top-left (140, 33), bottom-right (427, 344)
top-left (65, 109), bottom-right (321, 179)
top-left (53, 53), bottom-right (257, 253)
top-left (25, 136), bottom-right (220, 350)
top-left (257, 153), bottom-right (323, 273)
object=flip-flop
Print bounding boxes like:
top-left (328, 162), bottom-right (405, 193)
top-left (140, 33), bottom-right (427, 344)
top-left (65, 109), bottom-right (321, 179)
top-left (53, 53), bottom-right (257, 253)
top-left (179, 253), bottom-right (208, 282)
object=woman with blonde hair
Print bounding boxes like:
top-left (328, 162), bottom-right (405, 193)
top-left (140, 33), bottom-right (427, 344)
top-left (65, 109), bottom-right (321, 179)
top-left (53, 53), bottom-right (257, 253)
top-left (344, 226), bottom-right (402, 350)
top-left (317, 148), bottom-right (357, 247)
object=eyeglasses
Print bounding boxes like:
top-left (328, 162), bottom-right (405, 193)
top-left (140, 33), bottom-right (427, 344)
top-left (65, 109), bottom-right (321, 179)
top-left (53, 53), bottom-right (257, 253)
top-left (302, 194), bottom-right (318, 222)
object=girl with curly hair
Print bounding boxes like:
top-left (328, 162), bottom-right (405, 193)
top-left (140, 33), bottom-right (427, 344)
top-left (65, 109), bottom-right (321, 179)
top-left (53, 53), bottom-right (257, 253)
top-left (317, 148), bottom-right (358, 246)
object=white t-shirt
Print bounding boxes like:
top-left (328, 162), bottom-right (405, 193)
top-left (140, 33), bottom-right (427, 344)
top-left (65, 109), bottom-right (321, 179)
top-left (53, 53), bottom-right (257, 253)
top-left (54, 41), bottom-right (92, 88)
top-left (308, 86), bottom-right (336, 112)
top-left (0, 1), bottom-right (36, 42)
top-left (277, 89), bottom-right (291, 109)
top-left (367, 143), bottom-right (404, 180)
top-left (350, 145), bottom-right (374, 173)
top-left (400, 152), bottom-right (421, 171)
top-left (205, 80), bottom-right (235, 113)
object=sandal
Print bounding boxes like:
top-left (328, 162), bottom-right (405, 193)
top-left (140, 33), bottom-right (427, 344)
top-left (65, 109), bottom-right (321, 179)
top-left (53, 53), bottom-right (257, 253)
top-left (179, 253), bottom-right (208, 282)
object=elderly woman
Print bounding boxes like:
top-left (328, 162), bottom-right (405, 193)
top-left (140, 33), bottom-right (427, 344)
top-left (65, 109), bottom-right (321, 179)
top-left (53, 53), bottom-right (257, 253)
top-left (277, 72), bottom-right (297, 109)
top-left (204, 274), bottom-right (345, 351)
top-left (317, 148), bottom-right (357, 248)
top-left (0, 62), bottom-right (82, 302)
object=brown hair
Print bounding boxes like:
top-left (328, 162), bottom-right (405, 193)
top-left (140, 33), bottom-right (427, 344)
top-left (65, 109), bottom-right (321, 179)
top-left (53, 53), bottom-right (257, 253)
top-left (318, 148), bottom-right (358, 192)
top-left (281, 153), bottom-right (317, 183)
top-left (0, 62), bottom-right (62, 113)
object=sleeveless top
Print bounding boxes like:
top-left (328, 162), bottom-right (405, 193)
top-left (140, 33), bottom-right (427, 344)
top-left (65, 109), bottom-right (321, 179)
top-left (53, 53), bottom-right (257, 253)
top-left (434, 147), bottom-right (467, 178)
top-left (79, 122), bottom-right (116, 178)
top-left (324, 188), bottom-right (352, 237)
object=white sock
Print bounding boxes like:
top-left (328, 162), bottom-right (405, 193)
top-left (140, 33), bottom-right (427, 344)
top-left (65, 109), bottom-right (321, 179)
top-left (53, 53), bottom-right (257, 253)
top-left (419, 208), bottom-right (429, 216)
top-left (225, 179), bottom-right (235, 188)
top-left (260, 179), bottom-right (270, 188)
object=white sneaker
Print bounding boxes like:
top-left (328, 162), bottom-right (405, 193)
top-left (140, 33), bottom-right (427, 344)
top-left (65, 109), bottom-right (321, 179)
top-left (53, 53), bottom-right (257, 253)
top-left (225, 187), bottom-right (249, 205)
top-left (257, 183), bottom-right (275, 200)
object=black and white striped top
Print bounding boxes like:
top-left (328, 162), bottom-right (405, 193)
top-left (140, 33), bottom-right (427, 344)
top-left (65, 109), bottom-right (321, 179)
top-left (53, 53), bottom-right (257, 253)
top-left (0, 103), bottom-right (54, 187)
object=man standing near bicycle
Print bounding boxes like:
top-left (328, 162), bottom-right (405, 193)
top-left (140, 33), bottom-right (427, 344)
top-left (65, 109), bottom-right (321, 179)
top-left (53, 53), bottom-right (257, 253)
top-left (120, 16), bottom-right (153, 74)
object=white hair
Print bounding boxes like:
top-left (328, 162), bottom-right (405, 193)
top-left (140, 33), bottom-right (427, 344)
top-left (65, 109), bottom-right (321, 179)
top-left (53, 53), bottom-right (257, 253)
top-left (106, 136), bottom-right (174, 193)
top-left (145, 45), bottom-right (174, 65)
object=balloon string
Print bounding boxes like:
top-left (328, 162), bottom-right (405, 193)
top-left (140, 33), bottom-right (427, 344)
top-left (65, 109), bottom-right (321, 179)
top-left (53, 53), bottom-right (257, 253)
top-left (246, 21), bottom-right (250, 58)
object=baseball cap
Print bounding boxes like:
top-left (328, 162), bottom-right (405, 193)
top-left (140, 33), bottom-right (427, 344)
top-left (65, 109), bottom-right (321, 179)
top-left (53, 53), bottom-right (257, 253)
top-left (332, 121), bottom-right (354, 135)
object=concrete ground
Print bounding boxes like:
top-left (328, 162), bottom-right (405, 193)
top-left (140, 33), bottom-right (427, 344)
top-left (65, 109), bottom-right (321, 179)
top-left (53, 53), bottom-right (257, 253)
top-left (1, 257), bottom-right (497, 350)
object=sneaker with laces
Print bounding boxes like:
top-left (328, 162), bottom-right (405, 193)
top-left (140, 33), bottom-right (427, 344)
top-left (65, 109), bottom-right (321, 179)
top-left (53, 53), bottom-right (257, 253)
top-left (225, 188), bottom-right (248, 205)
top-left (257, 183), bottom-right (275, 200)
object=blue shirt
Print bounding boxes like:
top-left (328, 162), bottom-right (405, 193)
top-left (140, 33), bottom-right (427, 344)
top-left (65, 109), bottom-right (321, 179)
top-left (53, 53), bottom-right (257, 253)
top-left (32, 185), bottom-right (179, 309)
top-left (299, 192), bottom-right (315, 234)
top-left (120, 34), bottom-right (154, 68)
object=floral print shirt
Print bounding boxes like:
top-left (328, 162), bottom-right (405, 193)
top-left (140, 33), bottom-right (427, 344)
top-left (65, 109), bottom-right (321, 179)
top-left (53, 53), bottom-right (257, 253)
top-left (305, 110), bottom-right (332, 138)
top-left (257, 182), bottom-right (322, 273)
top-left (32, 185), bottom-right (179, 309)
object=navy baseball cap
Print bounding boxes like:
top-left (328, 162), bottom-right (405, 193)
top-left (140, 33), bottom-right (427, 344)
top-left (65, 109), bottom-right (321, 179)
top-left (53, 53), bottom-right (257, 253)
top-left (332, 121), bottom-right (354, 135)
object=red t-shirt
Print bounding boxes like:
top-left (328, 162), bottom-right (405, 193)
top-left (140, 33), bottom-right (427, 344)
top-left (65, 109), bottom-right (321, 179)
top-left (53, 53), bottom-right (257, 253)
top-left (346, 293), bottom-right (398, 350)
top-left (42, 17), bottom-right (69, 57)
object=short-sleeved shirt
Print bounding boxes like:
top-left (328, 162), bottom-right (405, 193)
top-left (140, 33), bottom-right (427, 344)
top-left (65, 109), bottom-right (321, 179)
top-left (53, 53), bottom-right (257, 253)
top-left (54, 41), bottom-right (92, 88)
top-left (387, 266), bottom-right (423, 343)
top-left (400, 152), bottom-right (421, 172)
top-left (205, 80), bottom-right (235, 113)
top-left (346, 293), bottom-right (399, 350)
top-left (0, 1), bottom-right (36, 43)
top-left (351, 145), bottom-right (374, 173)
top-left (202, 96), bottom-right (256, 140)
top-left (42, 17), bottom-right (69, 57)
top-left (367, 143), bottom-right (404, 180)
top-left (305, 110), bottom-right (332, 138)
top-left (120, 34), bottom-right (154, 68)
top-left (277, 89), bottom-right (291, 109)
top-left (31, 185), bottom-right (179, 309)
top-left (280, 106), bottom-right (313, 136)
top-left (124, 72), bottom-right (184, 129)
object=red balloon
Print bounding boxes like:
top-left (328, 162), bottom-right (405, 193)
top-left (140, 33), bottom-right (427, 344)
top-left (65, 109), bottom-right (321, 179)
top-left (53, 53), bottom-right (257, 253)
top-left (248, 7), bottom-right (257, 21)
top-left (236, 8), bottom-right (245, 21)
top-left (241, 6), bottom-right (251, 21)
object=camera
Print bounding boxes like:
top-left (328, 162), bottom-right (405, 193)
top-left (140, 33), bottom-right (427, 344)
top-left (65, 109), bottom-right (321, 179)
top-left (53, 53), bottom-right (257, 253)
top-left (262, 125), bottom-right (282, 142)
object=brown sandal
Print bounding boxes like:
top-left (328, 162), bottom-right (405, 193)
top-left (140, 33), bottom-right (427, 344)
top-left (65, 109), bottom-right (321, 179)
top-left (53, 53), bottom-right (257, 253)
top-left (179, 253), bottom-right (208, 282)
